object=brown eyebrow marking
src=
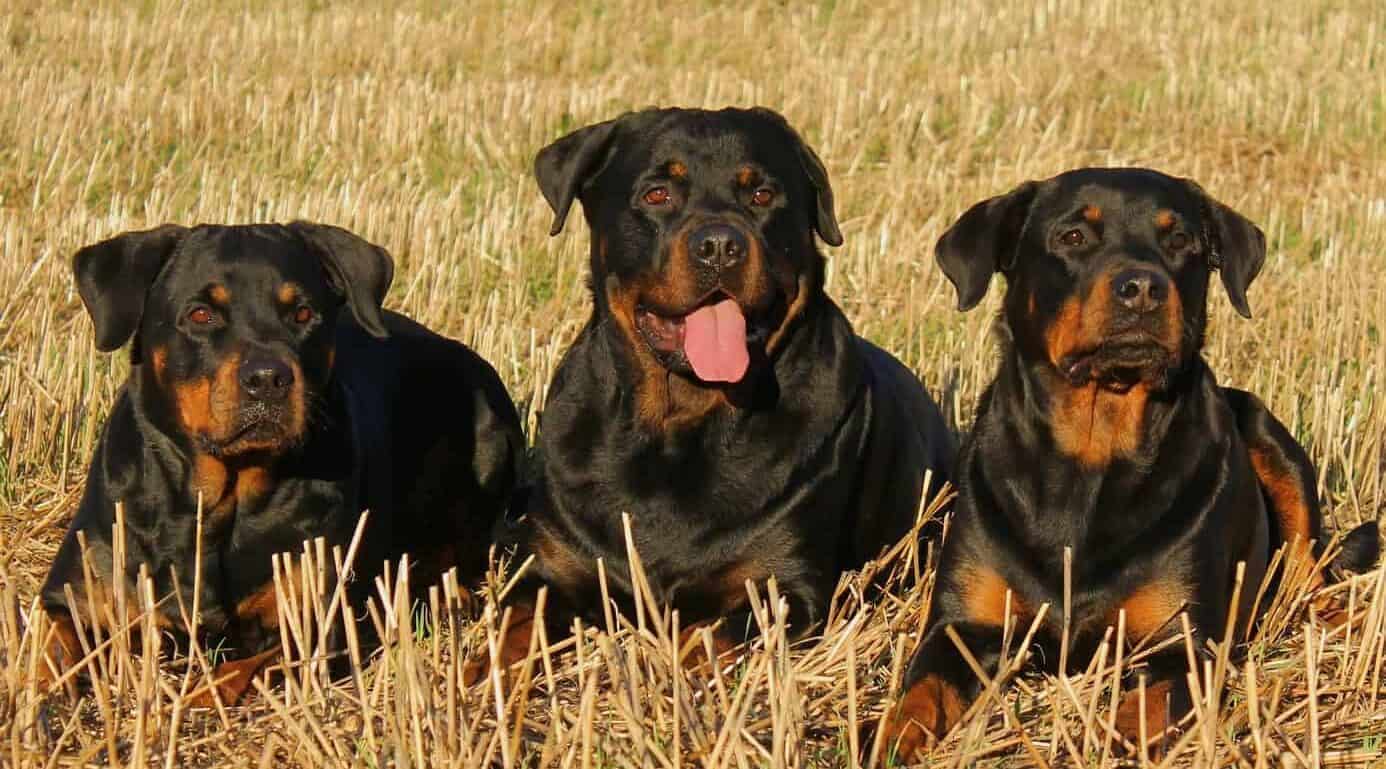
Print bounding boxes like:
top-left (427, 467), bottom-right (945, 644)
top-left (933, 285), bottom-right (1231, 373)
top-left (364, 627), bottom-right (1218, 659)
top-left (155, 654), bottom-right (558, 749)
top-left (736, 166), bottom-right (755, 187)
top-left (668, 161), bottom-right (687, 178)
top-left (1155, 209), bottom-right (1176, 230)
top-left (1082, 205), bottom-right (1103, 224)
top-left (277, 282), bottom-right (302, 304)
top-left (150, 346), bottom-right (168, 383)
top-left (208, 284), bottom-right (231, 305)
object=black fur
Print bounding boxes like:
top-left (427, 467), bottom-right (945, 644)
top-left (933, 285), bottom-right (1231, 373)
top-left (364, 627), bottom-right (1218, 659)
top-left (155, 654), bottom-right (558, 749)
top-left (491, 108), bottom-right (953, 668)
top-left (43, 223), bottom-right (523, 691)
top-left (875, 168), bottom-right (1380, 759)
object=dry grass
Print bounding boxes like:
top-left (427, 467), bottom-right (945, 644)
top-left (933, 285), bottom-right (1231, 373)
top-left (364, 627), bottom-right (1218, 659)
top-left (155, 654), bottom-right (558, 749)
top-left (1, 0), bottom-right (1384, 765)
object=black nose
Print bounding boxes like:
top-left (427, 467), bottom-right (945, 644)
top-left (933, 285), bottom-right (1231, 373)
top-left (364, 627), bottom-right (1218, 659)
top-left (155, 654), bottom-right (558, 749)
top-left (1113, 269), bottom-right (1170, 313)
top-left (688, 223), bottom-right (748, 271)
top-left (238, 357), bottom-right (294, 401)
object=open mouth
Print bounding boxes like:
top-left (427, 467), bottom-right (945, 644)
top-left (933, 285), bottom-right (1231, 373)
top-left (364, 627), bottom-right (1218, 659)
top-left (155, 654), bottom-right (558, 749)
top-left (634, 292), bottom-right (777, 384)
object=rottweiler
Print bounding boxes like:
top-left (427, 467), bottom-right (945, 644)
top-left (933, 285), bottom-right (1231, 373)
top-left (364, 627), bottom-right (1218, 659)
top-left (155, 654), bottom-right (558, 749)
top-left (874, 168), bottom-right (1381, 759)
top-left (39, 222), bottom-right (523, 703)
top-left (470, 107), bottom-right (955, 677)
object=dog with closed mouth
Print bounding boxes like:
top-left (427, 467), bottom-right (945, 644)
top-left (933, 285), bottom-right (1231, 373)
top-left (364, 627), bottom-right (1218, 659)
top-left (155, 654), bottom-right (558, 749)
top-left (39, 222), bottom-right (524, 704)
top-left (471, 107), bottom-right (955, 678)
top-left (873, 168), bottom-right (1380, 760)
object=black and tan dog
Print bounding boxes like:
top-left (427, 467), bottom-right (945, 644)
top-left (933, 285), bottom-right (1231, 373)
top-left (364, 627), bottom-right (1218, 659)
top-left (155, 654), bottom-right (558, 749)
top-left (40, 222), bottom-right (523, 703)
top-left (472, 107), bottom-right (954, 676)
top-left (875, 168), bottom-right (1380, 759)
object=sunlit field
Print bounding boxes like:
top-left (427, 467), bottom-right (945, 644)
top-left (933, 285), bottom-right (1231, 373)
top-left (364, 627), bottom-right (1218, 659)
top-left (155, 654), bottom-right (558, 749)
top-left (2, 1), bottom-right (1385, 766)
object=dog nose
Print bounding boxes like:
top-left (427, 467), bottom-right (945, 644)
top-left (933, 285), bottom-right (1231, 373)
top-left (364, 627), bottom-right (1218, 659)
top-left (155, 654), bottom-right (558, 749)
top-left (688, 224), bottom-right (748, 271)
top-left (1113, 269), bottom-right (1170, 313)
top-left (239, 357), bottom-right (294, 401)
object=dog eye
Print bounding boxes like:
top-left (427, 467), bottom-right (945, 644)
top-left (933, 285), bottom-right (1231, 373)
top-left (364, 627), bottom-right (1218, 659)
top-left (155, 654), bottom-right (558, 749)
top-left (1058, 229), bottom-right (1086, 247)
top-left (642, 187), bottom-right (671, 206)
top-left (293, 306), bottom-right (315, 325)
top-left (188, 306), bottom-right (215, 325)
top-left (1168, 231), bottom-right (1190, 250)
top-left (750, 188), bottom-right (775, 207)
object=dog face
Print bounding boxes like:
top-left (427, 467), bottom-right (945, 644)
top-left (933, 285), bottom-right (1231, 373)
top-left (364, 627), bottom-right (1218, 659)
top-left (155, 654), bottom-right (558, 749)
top-left (935, 168), bottom-right (1265, 391)
top-left (534, 107), bottom-right (842, 388)
top-left (73, 222), bottom-right (393, 458)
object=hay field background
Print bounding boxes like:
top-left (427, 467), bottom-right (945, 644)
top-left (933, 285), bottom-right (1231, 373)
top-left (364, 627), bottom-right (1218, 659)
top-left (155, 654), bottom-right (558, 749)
top-left (2, 0), bottom-right (1385, 766)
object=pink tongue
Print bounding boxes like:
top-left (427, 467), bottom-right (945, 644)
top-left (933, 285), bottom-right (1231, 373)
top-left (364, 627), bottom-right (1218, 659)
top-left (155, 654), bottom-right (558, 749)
top-left (683, 298), bottom-right (750, 383)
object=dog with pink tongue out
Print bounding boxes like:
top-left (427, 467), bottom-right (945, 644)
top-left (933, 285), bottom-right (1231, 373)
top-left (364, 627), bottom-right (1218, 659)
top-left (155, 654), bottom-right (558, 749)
top-left (683, 297), bottom-right (751, 383)
top-left (468, 107), bottom-right (954, 682)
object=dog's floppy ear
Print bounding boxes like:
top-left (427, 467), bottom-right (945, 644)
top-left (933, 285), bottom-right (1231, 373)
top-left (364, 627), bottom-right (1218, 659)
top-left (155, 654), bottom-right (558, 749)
top-left (289, 222), bottom-right (394, 339)
top-left (73, 224), bottom-right (188, 352)
top-left (1185, 180), bottom-right (1265, 319)
top-left (793, 136), bottom-right (844, 247)
top-left (934, 181), bottom-right (1039, 311)
top-left (534, 118), bottom-right (621, 236)
top-left (752, 107), bottom-right (843, 247)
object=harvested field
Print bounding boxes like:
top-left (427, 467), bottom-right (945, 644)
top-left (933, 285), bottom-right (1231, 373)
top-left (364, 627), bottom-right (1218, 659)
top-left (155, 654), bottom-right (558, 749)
top-left (1, 1), bottom-right (1384, 766)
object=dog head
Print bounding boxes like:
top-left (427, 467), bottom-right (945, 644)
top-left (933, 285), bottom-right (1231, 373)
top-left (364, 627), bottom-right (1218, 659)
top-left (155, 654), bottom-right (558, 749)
top-left (935, 167), bottom-right (1264, 391)
top-left (73, 221), bottom-right (392, 458)
top-left (535, 107), bottom-right (841, 399)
